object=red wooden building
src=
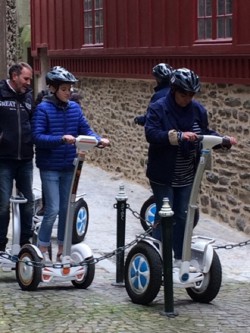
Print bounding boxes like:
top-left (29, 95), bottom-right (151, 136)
top-left (30, 0), bottom-right (250, 233)
top-left (31, 0), bottom-right (250, 84)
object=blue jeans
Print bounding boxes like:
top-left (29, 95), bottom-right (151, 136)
top-left (150, 181), bottom-right (192, 260)
top-left (38, 170), bottom-right (74, 247)
top-left (0, 160), bottom-right (34, 247)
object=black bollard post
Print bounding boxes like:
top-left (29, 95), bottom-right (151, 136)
top-left (159, 197), bottom-right (178, 317)
top-left (112, 185), bottom-right (128, 287)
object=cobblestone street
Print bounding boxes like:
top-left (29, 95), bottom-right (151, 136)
top-left (0, 163), bottom-right (249, 333)
top-left (0, 268), bottom-right (250, 333)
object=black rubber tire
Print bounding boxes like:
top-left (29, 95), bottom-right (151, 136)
top-left (186, 250), bottom-right (222, 303)
top-left (16, 245), bottom-right (42, 291)
top-left (72, 198), bottom-right (89, 244)
top-left (125, 241), bottom-right (162, 305)
top-left (140, 196), bottom-right (155, 232)
top-left (71, 256), bottom-right (95, 289)
top-left (140, 195), bottom-right (199, 232)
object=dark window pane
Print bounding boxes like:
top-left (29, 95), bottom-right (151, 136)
top-left (95, 10), bottom-right (103, 26)
top-left (198, 0), bottom-right (205, 16)
top-left (198, 19), bottom-right (205, 39)
top-left (206, 0), bottom-right (212, 16)
top-left (205, 18), bottom-right (212, 38)
top-left (95, 27), bottom-right (103, 43)
top-left (217, 0), bottom-right (225, 15)
top-left (84, 28), bottom-right (92, 44)
top-left (225, 16), bottom-right (232, 37)
top-left (84, 0), bottom-right (92, 10)
top-left (95, 0), bottom-right (103, 9)
top-left (226, 0), bottom-right (232, 14)
top-left (217, 17), bottom-right (224, 37)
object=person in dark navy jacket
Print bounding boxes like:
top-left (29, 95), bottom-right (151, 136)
top-left (0, 62), bottom-right (34, 252)
top-left (32, 66), bottom-right (109, 263)
top-left (145, 68), bottom-right (237, 268)
top-left (134, 63), bottom-right (173, 126)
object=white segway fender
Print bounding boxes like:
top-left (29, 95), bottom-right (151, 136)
top-left (71, 243), bottom-right (93, 262)
top-left (24, 244), bottom-right (44, 260)
top-left (19, 244), bottom-right (43, 259)
top-left (178, 236), bottom-right (215, 283)
top-left (201, 243), bottom-right (214, 273)
top-left (191, 236), bottom-right (215, 273)
top-left (135, 236), bottom-right (162, 258)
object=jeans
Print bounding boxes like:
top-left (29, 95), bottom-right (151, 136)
top-left (38, 170), bottom-right (74, 247)
top-left (150, 181), bottom-right (193, 260)
top-left (0, 160), bottom-right (34, 248)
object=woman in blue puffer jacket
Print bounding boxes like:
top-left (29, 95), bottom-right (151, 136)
top-left (32, 66), bottom-right (109, 263)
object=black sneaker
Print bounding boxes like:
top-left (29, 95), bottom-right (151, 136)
top-left (20, 240), bottom-right (31, 247)
top-left (0, 242), bottom-right (7, 252)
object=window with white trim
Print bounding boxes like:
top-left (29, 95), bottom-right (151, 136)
top-left (197, 0), bottom-right (232, 40)
top-left (84, 0), bottom-right (103, 46)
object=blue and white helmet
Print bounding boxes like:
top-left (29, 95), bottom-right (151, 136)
top-left (46, 66), bottom-right (78, 86)
top-left (170, 68), bottom-right (200, 93)
top-left (152, 63), bottom-right (173, 82)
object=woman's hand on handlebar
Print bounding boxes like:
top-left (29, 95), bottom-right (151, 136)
top-left (62, 134), bottom-right (76, 145)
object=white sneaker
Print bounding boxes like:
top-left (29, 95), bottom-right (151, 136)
top-left (42, 251), bottom-right (52, 265)
top-left (173, 259), bottom-right (197, 272)
top-left (173, 259), bottom-right (182, 268)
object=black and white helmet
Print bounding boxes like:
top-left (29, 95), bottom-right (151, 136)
top-left (170, 68), bottom-right (200, 93)
top-left (152, 63), bottom-right (173, 82)
top-left (46, 66), bottom-right (78, 86)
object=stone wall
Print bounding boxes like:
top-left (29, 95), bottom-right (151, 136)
top-left (78, 77), bottom-right (250, 234)
top-left (6, 0), bottom-right (19, 65)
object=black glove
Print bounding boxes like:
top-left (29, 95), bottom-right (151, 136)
top-left (134, 115), bottom-right (146, 126)
top-left (221, 136), bottom-right (232, 149)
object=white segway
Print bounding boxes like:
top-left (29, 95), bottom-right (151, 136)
top-left (33, 188), bottom-right (89, 245)
top-left (16, 135), bottom-right (98, 291)
top-left (0, 191), bottom-right (27, 271)
top-left (125, 135), bottom-right (229, 305)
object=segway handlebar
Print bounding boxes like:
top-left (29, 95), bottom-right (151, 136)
top-left (196, 135), bottom-right (227, 150)
top-left (75, 135), bottom-right (99, 152)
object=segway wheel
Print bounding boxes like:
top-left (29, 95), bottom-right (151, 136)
top-left (139, 196), bottom-right (155, 232)
top-left (72, 198), bottom-right (89, 244)
top-left (16, 245), bottom-right (42, 291)
top-left (140, 196), bottom-right (200, 231)
top-left (186, 250), bottom-right (222, 303)
top-left (71, 256), bottom-right (95, 289)
top-left (125, 241), bottom-right (162, 305)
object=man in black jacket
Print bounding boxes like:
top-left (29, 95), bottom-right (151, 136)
top-left (0, 62), bottom-right (34, 251)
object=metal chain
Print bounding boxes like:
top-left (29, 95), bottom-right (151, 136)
top-left (213, 239), bottom-right (250, 250)
top-left (1, 204), bottom-right (249, 268)
top-left (0, 226), bottom-right (152, 269)
top-left (127, 204), bottom-right (250, 251)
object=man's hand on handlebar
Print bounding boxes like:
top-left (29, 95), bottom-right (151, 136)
top-left (180, 132), bottom-right (237, 149)
top-left (221, 136), bottom-right (237, 149)
top-left (97, 138), bottom-right (110, 148)
top-left (181, 132), bottom-right (198, 142)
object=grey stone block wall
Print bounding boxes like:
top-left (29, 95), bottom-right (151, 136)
top-left (78, 77), bottom-right (250, 234)
top-left (6, 0), bottom-right (19, 66)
